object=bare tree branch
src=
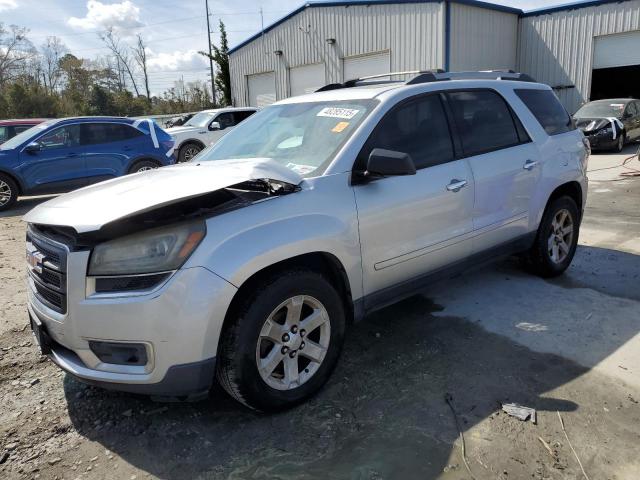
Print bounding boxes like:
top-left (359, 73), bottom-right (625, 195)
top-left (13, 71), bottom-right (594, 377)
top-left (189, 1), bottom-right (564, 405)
top-left (99, 28), bottom-right (140, 96)
top-left (132, 34), bottom-right (150, 100)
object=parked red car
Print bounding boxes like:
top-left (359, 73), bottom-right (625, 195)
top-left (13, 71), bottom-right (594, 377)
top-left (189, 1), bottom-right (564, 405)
top-left (0, 119), bottom-right (48, 144)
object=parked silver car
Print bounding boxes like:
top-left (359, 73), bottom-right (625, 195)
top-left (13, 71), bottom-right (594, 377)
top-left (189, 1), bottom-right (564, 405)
top-left (24, 71), bottom-right (588, 411)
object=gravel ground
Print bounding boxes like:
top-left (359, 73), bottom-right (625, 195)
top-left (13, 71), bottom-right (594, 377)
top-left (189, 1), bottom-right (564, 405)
top-left (1, 149), bottom-right (639, 479)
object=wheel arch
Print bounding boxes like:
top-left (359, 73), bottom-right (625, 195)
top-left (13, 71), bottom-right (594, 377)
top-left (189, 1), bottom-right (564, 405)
top-left (0, 168), bottom-right (24, 195)
top-left (178, 138), bottom-right (206, 152)
top-left (217, 252), bottom-right (355, 357)
top-left (546, 181), bottom-right (583, 222)
top-left (127, 157), bottom-right (162, 173)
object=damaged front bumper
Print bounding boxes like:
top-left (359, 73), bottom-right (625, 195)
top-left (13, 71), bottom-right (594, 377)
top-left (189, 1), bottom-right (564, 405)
top-left (27, 243), bottom-right (237, 398)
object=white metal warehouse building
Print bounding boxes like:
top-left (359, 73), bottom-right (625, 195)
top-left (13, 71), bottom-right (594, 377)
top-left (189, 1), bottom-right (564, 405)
top-left (228, 0), bottom-right (640, 114)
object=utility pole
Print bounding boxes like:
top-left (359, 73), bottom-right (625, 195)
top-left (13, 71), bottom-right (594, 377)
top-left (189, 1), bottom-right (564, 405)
top-left (205, 0), bottom-right (217, 106)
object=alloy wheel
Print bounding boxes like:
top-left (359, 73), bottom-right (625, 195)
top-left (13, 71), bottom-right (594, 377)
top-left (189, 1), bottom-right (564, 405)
top-left (0, 180), bottom-right (12, 207)
top-left (547, 208), bottom-right (574, 264)
top-left (136, 165), bottom-right (156, 172)
top-left (255, 295), bottom-right (331, 391)
top-left (183, 146), bottom-right (201, 162)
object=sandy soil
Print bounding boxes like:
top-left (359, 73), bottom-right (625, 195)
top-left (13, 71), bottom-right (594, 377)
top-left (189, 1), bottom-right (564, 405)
top-left (1, 151), bottom-right (639, 479)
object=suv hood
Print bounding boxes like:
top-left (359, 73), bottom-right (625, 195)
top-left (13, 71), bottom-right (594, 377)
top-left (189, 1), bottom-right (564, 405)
top-left (167, 125), bottom-right (201, 135)
top-left (24, 158), bottom-right (302, 233)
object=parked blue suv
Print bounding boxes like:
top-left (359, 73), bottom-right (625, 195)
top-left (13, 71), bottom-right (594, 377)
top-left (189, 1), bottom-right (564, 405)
top-left (0, 117), bottom-right (175, 211)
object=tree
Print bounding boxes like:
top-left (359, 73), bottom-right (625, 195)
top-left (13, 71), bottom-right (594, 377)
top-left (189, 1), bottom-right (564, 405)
top-left (0, 23), bottom-right (36, 85)
top-left (199, 20), bottom-right (231, 106)
top-left (132, 34), bottom-right (151, 101)
top-left (41, 36), bottom-right (67, 94)
top-left (100, 28), bottom-right (140, 96)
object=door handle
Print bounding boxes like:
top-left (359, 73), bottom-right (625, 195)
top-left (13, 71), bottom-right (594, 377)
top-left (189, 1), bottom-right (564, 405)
top-left (523, 159), bottom-right (538, 171)
top-left (446, 179), bottom-right (468, 192)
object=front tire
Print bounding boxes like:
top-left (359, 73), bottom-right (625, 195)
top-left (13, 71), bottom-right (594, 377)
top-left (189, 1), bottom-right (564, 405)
top-left (217, 270), bottom-right (346, 412)
top-left (523, 196), bottom-right (579, 278)
top-left (614, 134), bottom-right (625, 153)
top-left (129, 160), bottom-right (159, 174)
top-left (0, 173), bottom-right (18, 212)
top-left (178, 142), bottom-right (203, 163)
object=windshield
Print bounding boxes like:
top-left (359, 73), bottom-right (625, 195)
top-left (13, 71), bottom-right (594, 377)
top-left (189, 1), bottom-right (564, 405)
top-left (196, 100), bottom-right (377, 177)
top-left (575, 101), bottom-right (627, 118)
top-left (184, 112), bottom-right (216, 128)
top-left (0, 120), bottom-right (56, 150)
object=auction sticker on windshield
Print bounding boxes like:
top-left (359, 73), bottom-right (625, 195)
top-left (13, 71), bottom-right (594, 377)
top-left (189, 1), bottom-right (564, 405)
top-left (317, 107), bottom-right (360, 119)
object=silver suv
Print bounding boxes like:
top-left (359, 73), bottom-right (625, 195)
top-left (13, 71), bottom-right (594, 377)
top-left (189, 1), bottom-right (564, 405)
top-left (25, 71), bottom-right (589, 411)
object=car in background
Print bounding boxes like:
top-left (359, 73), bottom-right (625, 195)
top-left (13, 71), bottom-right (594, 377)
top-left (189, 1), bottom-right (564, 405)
top-left (0, 116), bottom-right (174, 211)
top-left (165, 113), bottom-right (194, 128)
top-left (0, 119), bottom-right (48, 144)
top-left (167, 107), bottom-right (257, 162)
top-left (573, 98), bottom-right (640, 152)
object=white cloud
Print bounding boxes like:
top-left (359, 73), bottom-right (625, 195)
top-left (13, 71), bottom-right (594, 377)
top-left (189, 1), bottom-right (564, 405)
top-left (68, 0), bottom-right (142, 32)
top-left (0, 0), bottom-right (17, 12)
top-left (147, 49), bottom-right (208, 73)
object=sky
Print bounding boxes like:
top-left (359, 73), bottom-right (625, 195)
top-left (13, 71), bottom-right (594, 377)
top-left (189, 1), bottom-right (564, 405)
top-left (0, 0), bottom-right (575, 95)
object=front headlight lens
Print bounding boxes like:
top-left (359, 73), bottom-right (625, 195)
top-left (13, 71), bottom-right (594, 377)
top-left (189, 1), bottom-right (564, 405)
top-left (88, 221), bottom-right (206, 276)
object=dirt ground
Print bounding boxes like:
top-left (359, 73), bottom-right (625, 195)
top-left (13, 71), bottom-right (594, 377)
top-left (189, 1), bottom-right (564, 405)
top-left (1, 148), bottom-right (640, 479)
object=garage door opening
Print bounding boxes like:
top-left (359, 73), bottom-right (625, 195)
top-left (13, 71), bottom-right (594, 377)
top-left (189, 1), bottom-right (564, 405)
top-left (591, 65), bottom-right (640, 101)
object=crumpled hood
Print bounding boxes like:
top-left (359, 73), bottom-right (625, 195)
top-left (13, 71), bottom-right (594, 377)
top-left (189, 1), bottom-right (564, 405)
top-left (23, 158), bottom-right (302, 233)
top-left (574, 117), bottom-right (615, 132)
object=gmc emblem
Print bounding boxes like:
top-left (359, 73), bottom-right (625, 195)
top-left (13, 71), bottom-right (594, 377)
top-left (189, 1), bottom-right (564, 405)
top-left (26, 245), bottom-right (44, 274)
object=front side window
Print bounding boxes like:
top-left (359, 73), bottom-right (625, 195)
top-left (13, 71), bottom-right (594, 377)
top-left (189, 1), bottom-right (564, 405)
top-left (215, 112), bottom-right (235, 129)
top-left (516, 89), bottom-right (574, 135)
top-left (0, 126), bottom-right (8, 143)
top-left (357, 94), bottom-right (454, 171)
top-left (447, 90), bottom-right (520, 156)
top-left (38, 125), bottom-right (81, 150)
top-left (234, 110), bottom-right (256, 123)
top-left (197, 100), bottom-right (377, 177)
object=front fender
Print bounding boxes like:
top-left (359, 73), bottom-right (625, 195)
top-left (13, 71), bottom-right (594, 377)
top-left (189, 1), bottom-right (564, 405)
top-left (183, 173), bottom-right (363, 301)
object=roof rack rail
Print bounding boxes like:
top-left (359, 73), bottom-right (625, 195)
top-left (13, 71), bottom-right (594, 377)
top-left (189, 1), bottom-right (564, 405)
top-left (315, 69), bottom-right (536, 92)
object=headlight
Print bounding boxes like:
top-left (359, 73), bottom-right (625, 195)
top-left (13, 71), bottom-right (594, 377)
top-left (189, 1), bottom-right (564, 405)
top-left (88, 221), bottom-right (206, 276)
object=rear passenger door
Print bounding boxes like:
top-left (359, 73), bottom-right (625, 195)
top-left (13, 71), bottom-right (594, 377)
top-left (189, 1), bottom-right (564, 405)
top-left (353, 93), bottom-right (475, 300)
top-left (445, 89), bottom-right (539, 253)
top-left (81, 123), bottom-right (146, 184)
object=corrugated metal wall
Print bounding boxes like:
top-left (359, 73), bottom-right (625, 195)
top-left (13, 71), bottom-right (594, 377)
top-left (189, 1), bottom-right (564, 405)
top-left (517, 0), bottom-right (640, 113)
top-left (449, 3), bottom-right (518, 72)
top-left (229, 3), bottom-right (445, 106)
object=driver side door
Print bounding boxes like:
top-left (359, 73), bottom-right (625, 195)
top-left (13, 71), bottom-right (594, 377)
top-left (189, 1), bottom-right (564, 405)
top-left (206, 112), bottom-right (236, 146)
top-left (18, 124), bottom-right (86, 194)
top-left (352, 93), bottom-right (475, 306)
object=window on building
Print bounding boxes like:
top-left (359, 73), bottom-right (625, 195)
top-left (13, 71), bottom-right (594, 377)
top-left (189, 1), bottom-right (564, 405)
top-left (515, 89), bottom-right (575, 136)
top-left (446, 90), bottom-right (521, 156)
top-left (359, 94), bottom-right (454, 170)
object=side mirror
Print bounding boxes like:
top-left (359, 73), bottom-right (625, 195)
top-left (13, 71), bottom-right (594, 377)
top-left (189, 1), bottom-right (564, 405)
top-left (365, 148), bottom-right (416, 178)
top-left (24, 142), bottom-right (41, 154)
top-left (209, 121), bottom-right (221, 131)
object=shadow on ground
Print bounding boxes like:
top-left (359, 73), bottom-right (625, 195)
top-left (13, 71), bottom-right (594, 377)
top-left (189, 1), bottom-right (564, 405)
top-left (0, 196), bottom-right (55, 219)
top-left (62, 291), bottom-right (613, 479)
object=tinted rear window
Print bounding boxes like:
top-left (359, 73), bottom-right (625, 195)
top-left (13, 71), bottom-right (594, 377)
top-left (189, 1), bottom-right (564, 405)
top-left (515, 89), bottom-right (574, 136)
top-left (446, 90), bottom-right (521, 156)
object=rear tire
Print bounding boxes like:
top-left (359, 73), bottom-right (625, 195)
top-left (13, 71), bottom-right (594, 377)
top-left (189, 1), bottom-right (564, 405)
top-left (523, 196), bottom-right (579, 278)
top-left (0, 173), bottom-right (18, 212)
top-left (178, 142), bottom-right (203, 163)
top-left (216, 269), bottom-right (346, 412)
top-left (128, 160), bottom-right (159, 174)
